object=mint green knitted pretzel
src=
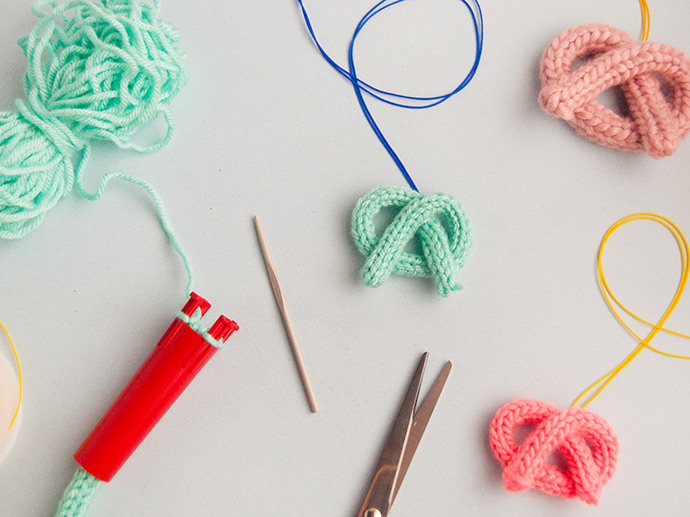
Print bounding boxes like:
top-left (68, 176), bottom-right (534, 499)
top-left (351, 186), bottom-right (472, 296)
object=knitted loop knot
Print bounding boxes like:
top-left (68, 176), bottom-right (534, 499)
top-left (489, 399), bottom-right (619, 505)
top-left (539, 23), bottom-right (690, 158)
top-left (351, 186), bottom-right (471, 297)
top-left (0, 0), bottom-right (186, 239)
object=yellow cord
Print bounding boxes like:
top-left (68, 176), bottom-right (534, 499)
top-left (640, 0), bottom-right (650, 41)
top-left (572, 214), bottom-right (689, 408)
top-left (0, 321), bottom-right (22, 430)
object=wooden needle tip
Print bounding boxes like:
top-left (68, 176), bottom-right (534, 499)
top-left (254, 215), bottom-right (320, 414)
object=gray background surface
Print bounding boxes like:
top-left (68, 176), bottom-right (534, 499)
top-left (1, 0), bottom-right (689, 515)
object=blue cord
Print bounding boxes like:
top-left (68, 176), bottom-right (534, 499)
top-left (296, 0), bottom-right (484, 192)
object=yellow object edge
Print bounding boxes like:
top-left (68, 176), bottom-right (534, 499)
top-left (640, 0), bottom-right (650, 41)
top-left (1, 321), bottom-right (21, 430)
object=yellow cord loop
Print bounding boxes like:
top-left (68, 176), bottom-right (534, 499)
top-left (573, 214), bottom-right (689, 408)
top-left (640, 0), bottom-right (650, 41)
top-left (1, 320), bottom-right (22, 430)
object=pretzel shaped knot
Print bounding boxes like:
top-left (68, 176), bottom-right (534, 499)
top-left (351, 186), bottom-right (471, 297)
top-left (489, 399), bottom-right (619, 505)
top-left (539, 23), bottom-right (690, 158)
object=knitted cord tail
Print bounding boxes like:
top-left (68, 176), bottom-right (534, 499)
top-left (56, 467), bottom-right (100, 517)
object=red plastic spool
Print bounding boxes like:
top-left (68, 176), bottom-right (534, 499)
top-left (74, 293), bottom-right (238, 482)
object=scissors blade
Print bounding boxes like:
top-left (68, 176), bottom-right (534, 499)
top-left (357, 352), bottom-right (428, 517)
top-left (392, 360), bottom-right (452, 504)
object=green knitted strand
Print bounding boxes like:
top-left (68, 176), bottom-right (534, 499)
top-left (177, 308), bottom-right (225, 348)
top-left (74, 151), bottom-right (195, 294)
top-left (351, 186), bottom-right (472, 296)
top-left (56, 467), bottom-right (101, 517)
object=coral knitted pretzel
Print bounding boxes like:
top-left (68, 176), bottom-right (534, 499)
top-left (489, 213), bottom-right (690, 506)
top-left (539, 24), bottom-right (690, 158)
top-left (489, 399), bottom-right (618, 505)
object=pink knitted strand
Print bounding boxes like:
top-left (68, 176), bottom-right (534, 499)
top-left (489, 399), bottom-right (618, 505)
top-left (539, 24), bottom-right (690, 158)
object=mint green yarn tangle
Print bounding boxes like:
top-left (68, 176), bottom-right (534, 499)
top-left (0, 0), bottom-right (186, 240)
top-left (351, 186), bottom-right (472, 297)
top-left (56, 467), bottom-right (100, 517)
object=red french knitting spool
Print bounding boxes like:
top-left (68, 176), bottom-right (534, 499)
top-left (75, 293), bottom-right (238, 482)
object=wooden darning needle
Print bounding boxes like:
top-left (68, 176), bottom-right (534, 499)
top-left (254, 216), bottom-right (320, 413)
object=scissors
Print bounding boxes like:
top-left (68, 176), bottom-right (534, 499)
top-left (356, 352), bottom-right (452, 517)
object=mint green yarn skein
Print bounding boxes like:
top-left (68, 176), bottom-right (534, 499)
top-left (0, 0), bottom-right (186, 240)
top-left (352, 186), bottom-right (472, 296)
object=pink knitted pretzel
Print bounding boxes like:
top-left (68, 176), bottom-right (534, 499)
top-left (489, 399), bottom-right (619, 505)
top-left (539, 23), bottom-right (690, 158)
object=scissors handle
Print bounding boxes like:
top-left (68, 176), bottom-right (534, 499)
top-left (356, 354), bottom-right (452, 517)
top-left (356, 355), bottom-right (428, 517)
top-left (357, 464), bottom-right (399, 517)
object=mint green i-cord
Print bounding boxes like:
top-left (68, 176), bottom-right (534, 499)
top-left (0, 0), bottom-right (193, 515)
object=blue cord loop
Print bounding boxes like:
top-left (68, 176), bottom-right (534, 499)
top-left (296, 0), bottom-right (484, 192)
